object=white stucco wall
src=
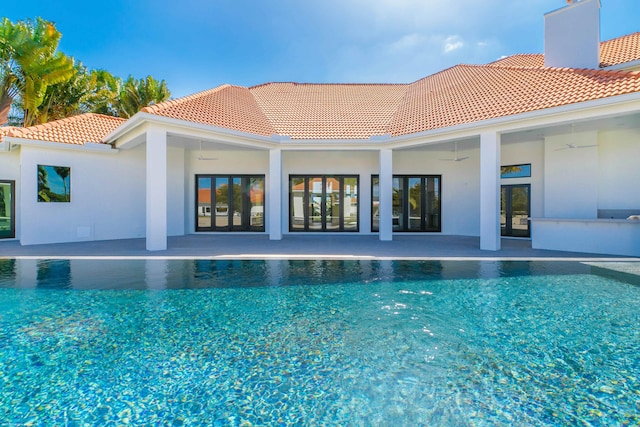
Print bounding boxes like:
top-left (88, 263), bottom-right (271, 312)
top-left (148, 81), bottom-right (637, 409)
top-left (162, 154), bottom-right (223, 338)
top-left (19, 144), bottom-right (146, 245)
top-left (597, 127), bottom-right (640, 211)
top-left (500, 139), bottom-right (544, 219)
top-left (185, 149), bottom-right (270, 233)
top-left (395, 143), bottom-right (481, 236)
top-left (283, 150), bottom-right (378, 234)
top-left (543, 130), bottom-right (599, 219)
top-left (0, 148), bottom-right (21, 239)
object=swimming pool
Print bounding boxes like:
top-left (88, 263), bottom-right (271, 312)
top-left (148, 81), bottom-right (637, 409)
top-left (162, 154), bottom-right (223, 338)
top-left (0, 259), bottom-right (638, 426)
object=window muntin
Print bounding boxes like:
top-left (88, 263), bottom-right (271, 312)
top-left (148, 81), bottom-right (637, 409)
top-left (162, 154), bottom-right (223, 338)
top-left (372, 175), bottom-right (441, 232)
top-left (289, 175), bottom-right (359, 232)
top-left (196, 175), bottom-right (265, 232)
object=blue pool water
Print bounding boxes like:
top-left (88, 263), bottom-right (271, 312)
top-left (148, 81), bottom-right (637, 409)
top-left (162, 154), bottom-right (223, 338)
top-left (0, 259), bottom-right (638, 426)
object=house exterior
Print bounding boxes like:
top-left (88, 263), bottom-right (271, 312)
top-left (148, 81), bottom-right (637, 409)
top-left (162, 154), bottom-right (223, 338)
top-left (1, 0), bottom-right (640, 256)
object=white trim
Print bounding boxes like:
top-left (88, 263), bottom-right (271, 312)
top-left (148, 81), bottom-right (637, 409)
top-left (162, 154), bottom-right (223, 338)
top-left (3, 137), bottom-right (118, 153)
top-left (604, 59), bottom-right (640, 72)
top-left (107, 112), bottom-right (277, 150)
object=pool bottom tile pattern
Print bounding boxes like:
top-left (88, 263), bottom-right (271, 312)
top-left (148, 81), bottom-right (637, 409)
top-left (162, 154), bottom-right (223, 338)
top-left (0, 260), bottom-right (638, 426)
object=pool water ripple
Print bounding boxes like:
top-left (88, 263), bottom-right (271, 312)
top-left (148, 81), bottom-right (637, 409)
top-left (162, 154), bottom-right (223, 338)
top-left (0, 260), bottom-right (638, 426)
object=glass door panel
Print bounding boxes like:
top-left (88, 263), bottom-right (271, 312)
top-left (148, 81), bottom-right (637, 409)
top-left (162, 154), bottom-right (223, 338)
top-left (197, 177), bottom-right (212, 229)
top-left (291, 177), bottom-right (306, 230)
top-left (0, 181), bottom-right (15, 239)
top-left (231, 177), bottom-right (243, 228)
top-left (392, 177), bottom-right (403, 230)
top-left (343, 177), bottom-right (358, 231)
top-left (371, 177), bottom-right (379, 232)
top-left (501, 185), bottom-right (530, 237)
top-left (250, 178), bottom-right (264, 229)
top-left (308, 177), bottom-right (323, 231)
top-left (426, 177), bottom-right (440, 231)
top-left (215, 177), bottom-right (230, 229)
top-left (408, 178), bottom-right (422, 230)
top-left (510, 186), bottom-right (530, 237)
top-left (326, 177), bottom-right (341, 231)
top-left (500, 187), bottom-right (507, 235)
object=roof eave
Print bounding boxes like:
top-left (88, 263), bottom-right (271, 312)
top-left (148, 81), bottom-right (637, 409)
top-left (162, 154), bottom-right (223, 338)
top-left (4, 137), bottom-right (118, 153)
top-left (107, 112), bottom-right (280, 149)
top-left (387, 91), bottom-right (640, 147)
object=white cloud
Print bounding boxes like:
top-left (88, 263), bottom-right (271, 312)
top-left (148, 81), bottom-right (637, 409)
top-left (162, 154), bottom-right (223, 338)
top-left (443, 35), bottom-right (464, 53)
top-left (386, 33), bottom-right (427, 53)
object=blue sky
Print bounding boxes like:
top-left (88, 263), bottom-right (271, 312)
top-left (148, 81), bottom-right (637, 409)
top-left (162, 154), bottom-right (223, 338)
top-left (4, 0), bottom-right (639, 98)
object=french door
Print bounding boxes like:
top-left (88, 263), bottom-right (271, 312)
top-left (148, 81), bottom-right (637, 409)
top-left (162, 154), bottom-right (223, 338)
top-left (0, 180), bottom-right (15, 239)
top-left (289, 175), bottom-right (359, 232)
top-left (501, 184), bottom-right (530, 237)
top-left (196, 175), bottom-right (265, 232)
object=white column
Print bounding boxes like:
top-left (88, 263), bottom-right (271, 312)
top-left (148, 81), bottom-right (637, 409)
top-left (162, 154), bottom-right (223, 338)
top-left (269, 148), bottom-right (283, 240)
top-left (379, 149), bottom-right (393, 241)
top-left (146, 127), bottom-right (168, 251)
top-left (480, 132), bottom-right (501, 251)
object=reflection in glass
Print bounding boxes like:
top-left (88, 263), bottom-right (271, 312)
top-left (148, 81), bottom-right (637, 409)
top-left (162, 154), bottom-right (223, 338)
top-left (215, 177), bottom-right (229, 229)
top-left (232, 177), bottom-right (243, 227)
top-left (408, 178), bottom-right (422, 230)
top-left (371, 177), bottom-right (379, 232)
top-left (392, 177), bottom-right (403, 230)
top-left (197, 177), bottom-right (212, 228)
top-left (0, 181), bottom-right (15, 239)
top-left (291, 177), bottom-right (305, 230)
top-left (309, 177), bottom-right (323, 231)
top-left (197, 175), bottom-right (265, 232)
top-left (250, 178), bottom-right (264, 228)
top-left (289, 176), bottom-right (358, 232)
top-left (376, 175), bottom-right (441, 232)
top-left (343, 177), bottom-right (358, 231)
top-left (326, 177), bottom-right (341, 231)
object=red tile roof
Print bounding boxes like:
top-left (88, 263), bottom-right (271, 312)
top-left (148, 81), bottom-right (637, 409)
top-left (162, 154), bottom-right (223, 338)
top-left (3, 33), bottom-right (640, 143)
top-left (141, 85), bottom-right (276, 137)
top-left (2, 113), bottom-right (125, 145)
top-left (600, 32), bottom-right (640, 67)
top-left (250, 83), bottom-right (408, 140)
top-left (490, 33), bottom-right (640, 69)
top-left (388, 65), bottom-right (640, 136)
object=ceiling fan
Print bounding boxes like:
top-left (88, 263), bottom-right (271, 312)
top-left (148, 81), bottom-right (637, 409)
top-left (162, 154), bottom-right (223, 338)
top-left (197, 140), bottom-right (218, 160)
top-left (555, 125), bottom-right (598, 151)
top-left (440, 141), bottom-right (469, 162)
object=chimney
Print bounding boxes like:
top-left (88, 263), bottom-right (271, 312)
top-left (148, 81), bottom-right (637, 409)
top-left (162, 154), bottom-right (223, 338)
top-left (544, 0), bottom-right (600, 69)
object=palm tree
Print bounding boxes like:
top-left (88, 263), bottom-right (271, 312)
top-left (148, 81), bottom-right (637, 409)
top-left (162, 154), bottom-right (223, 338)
top-left (53, 166), bottom-right (70, 202)
top-left (0, 17), bottom-right (75, 126)
top-left (116, 75), bottom-right (170, 118)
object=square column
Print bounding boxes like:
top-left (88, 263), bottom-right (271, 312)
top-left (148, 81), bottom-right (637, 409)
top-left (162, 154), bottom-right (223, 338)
top-left (379, 149), bottom-right (393, 241)
top-left (480, 132), bottom-right (501, 251)
top-left (146, 127), bottom-right (168, 251)
top-left (268, 148), bottom-right (282, 240)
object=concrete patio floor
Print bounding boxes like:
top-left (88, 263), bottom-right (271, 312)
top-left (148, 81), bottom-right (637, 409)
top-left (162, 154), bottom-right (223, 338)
top-left (0, 234), bottom-right (637, 260)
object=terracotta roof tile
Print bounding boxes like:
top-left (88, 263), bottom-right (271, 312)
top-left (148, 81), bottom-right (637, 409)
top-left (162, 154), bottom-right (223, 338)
top-left (134, 32), bottom-right (640, 140)
top-left (250, 83), bottom-right (408, 139)
top-left (141, 85), bottom-right (276, 137)
top-left (388, 65), bottom-right (640, 136)
top-left (600, 32), bottom-right (640, 67)
top-left (3, 114), bottom-right (126, 145)
top-left (490, 33), bottom-right (640, 69)
top-left (0, 126), bottom-right (18, 143)
top-left (489, 54), bottom-right (544, 68)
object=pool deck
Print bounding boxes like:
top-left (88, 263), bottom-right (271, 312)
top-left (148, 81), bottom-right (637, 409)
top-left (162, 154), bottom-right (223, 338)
top-left (0, 234), bottom-right (638, 261)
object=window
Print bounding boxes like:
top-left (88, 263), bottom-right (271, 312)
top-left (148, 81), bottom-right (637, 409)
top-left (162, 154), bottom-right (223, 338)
top-left (501, 164), bottom-right (531, 179)
top-left (289, 175), bottom-right (359, 232)
top-left (196, 175), bottom-right (264, 232)
top-left (372, 175), bottom-right (441, 232)
top-left (0, 180), bottom-right (15, 239)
